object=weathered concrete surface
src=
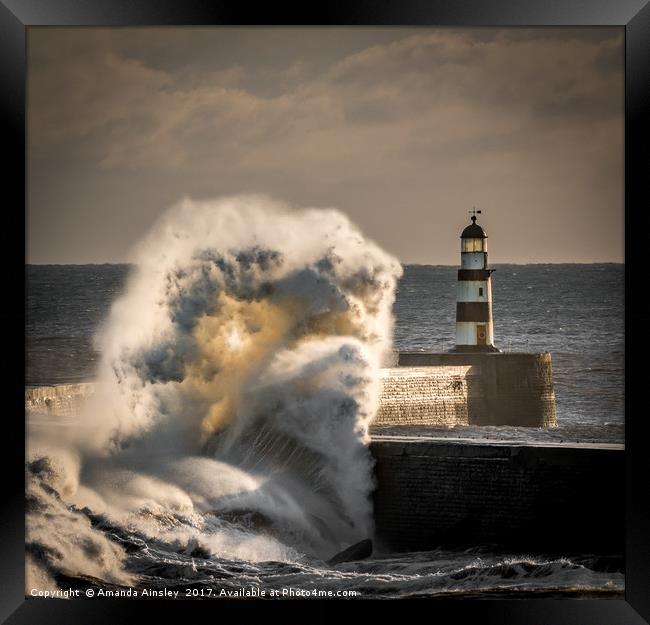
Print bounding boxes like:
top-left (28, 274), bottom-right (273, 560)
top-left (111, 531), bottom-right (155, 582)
top-left (25, 383), bottom-right (94, 418)
top-left (27, 354), bottom-right (555, 429)
top-left (26, 384), bottom-right (616, 555)
top-left (376, 366), bottom-right (473, 426)
top-left (398, 352), bottom-right (557, 427)
top-left (370, 437), bottom-right (623, 554)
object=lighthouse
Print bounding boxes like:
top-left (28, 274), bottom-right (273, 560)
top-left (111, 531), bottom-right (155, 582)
top-left (452, 210), bottom-right (499, 352)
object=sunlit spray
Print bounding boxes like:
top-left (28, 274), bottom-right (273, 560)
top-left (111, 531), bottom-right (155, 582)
top-left (26, 195), bottom-right (402, 586)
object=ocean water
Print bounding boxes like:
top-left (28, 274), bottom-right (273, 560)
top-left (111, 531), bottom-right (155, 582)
top-left (27, 263), bottom-right (624, 443)
top-left (25, 262), bottom-right (624, 598)
top-left (388, 264), bottom-right (624, 444)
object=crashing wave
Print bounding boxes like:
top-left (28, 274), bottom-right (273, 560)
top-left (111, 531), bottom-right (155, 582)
top-left (26, 195), bottom-right (402, 588)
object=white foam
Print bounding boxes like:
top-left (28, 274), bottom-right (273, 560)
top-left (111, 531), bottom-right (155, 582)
top-left (27, 195), bottom-right (402, 587)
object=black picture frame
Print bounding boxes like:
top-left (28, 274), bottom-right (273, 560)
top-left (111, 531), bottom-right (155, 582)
top-left (4, 0), bottom-right (649, 621)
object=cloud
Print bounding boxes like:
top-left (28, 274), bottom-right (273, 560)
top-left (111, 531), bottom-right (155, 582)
top-left (30, 29), bottom-right (622, 166)
top-left (27, 27), bottom-right (624, 264)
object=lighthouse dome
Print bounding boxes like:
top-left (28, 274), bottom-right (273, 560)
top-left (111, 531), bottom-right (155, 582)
top-left (461, 216), bottom-right (487, 239)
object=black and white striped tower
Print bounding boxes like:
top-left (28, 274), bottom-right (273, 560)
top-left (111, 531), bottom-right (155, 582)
top-left (453, 210), bottom-right (499, 352)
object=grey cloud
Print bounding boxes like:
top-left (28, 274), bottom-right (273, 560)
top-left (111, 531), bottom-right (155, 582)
top-left (27, 27), bottom-right (623, 264)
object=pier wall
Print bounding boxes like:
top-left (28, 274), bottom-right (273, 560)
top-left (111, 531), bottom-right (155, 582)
top-left (375, 366), bottom-right (472, 426)
top-left (398, 352), bottom-right (557, 427)
top-left (25, 383), bottom-right (95, 418)
top-left (370, 438), bottom-right (624, 554)
top-left (25, 353), bottom-right (557, 429)
top-left (26, 370), bottom-right (477, 428)
top-left (26, 384), bottom-right (619, 555)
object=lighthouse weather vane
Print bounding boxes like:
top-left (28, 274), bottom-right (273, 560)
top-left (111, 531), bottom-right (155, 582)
top-left (469, 208), bottom-right (482, 220)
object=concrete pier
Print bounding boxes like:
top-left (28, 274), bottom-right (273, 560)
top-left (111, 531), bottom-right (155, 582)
top-left (27, 383), bottom-right (617, 556)
top-left (397, 352), bottom-right (557, 427)
top-left (25, 383), bottom-right (95, 418)
top-left (26, 351), bottom-right (557, 429)
top-left (375, 366), bottom-right (473, 426)
top-left (370, 436), bottom-right (623, 554)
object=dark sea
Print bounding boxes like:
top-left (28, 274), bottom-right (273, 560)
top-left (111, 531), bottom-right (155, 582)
top-left (26, 263), bottom-right (625, 598)
top-left (27, 263), bottom-right (624, 443)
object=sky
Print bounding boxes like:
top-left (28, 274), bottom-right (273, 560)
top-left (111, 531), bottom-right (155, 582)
top-left (27, 27), bottom-right (624, 265)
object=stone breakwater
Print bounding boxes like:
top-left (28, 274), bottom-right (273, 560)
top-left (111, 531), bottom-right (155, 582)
top-left (371, 437), bottom-right (624, 554)
top-left (26, 352), bottom-right (557, 428)
top-left (27, 374), bottom-right (475, 427)
top-left (376, 366), bottom-right (472, 426)
top-left (25, 383), bottom-right (95, 418)
top-left (26, 371), bottom-right (614, 557)
top-left (398, 352), bottom-right (557, 427)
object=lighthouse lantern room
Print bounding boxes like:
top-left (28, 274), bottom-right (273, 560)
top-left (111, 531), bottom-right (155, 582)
top-left (453, 210), bottom-right (499, 352)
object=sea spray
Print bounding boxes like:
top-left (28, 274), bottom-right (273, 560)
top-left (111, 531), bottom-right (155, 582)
top-left (26, 195), bottom-right (402, 587)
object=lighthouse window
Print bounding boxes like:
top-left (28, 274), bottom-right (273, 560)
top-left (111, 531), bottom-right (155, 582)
top-left (479, 287), bottom-right (483, 296)
top-left (462, 238), bottom-right (485, 253)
